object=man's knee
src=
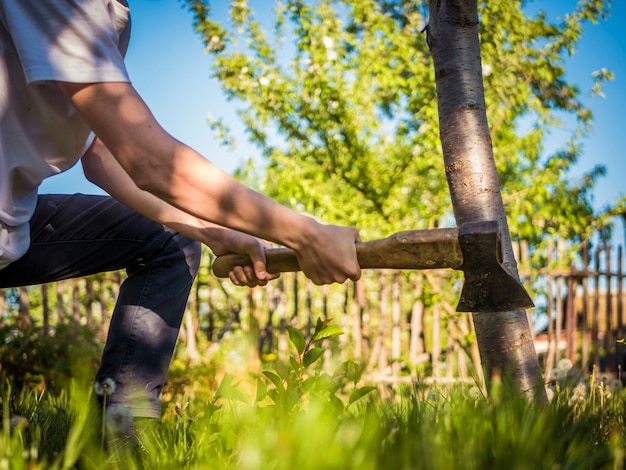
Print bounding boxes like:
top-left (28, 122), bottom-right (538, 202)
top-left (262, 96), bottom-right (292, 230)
top-left (173, 233), bottom-right (202, 278)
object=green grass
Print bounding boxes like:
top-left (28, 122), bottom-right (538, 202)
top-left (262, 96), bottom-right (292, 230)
top-left (2, 372), bottom-right (625, 469)
top-left (2, 319), bottom-right (625, 469)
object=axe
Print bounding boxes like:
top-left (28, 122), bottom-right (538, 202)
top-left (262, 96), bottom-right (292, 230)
top-left (211, 220), bottom-right (534, 313)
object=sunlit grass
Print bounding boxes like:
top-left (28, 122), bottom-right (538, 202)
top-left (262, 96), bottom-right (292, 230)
top-left (2, 370), bottom-right (625, 469)
top-left (2, 320), bottom-right (625, 469)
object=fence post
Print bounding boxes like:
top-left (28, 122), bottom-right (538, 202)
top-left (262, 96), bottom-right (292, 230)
top-left (351, 278), bottom-right (364, 362)
top-left (42, 284), bottom-right (50, 337)
top-left (409, 275), bottom-right (425, 365)
top-left (292, 272), bottom-right (299, 321)
top-left (605, 242), bottom-right (614, 372)
top-left (432, 302), bottom-right (441, 378)
top-left (18, 286), bottom-right (30, 328)
top-left (617, 245), bottom-right (624, 377)
top-left (546, 241), bottom-right (555, 374)
top-left (565, 265), bottom-right (576, 362)
top-left (555, 239), bottom-right (566, 367)
top-left (581, 241), bottom-right (590, 371)
top-left (391, 272), bottom-right (402, 377)
top-left (592, 246), bottom-right (601, 371)
top-left (378, 273), bottom-right (390, 375)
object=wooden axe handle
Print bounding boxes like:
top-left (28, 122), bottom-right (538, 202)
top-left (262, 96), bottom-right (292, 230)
top-left (212, 227), bottom-right (463, 278)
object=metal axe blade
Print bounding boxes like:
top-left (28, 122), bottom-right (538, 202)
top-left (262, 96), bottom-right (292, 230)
top-left (455, 221), bottom-right (534, 312)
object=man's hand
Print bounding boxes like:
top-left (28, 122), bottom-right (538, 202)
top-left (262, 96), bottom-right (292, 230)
top-left (208, 229), bottom-right (280, 287)
top-left (292, 222), bottom-right (361, 285)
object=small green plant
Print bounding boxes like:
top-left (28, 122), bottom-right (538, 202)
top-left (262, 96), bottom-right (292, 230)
top-left (257, 318), bottom-right (376, 415)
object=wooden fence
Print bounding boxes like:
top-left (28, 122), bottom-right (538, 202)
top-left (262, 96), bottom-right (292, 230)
top-left (525, 239), bottom-right (626, 380)
top-left (2, 236), bottom-right (625, 385)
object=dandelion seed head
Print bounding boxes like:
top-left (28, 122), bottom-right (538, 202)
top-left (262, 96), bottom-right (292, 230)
top-left (573, 382), bottom-right (588, 397)
top-left (545, 386), bottom-right (555, 402)
top-left (94, 377), bottom-right (116, 397)
top-left (557, 358), bottom-right (573, 372)
top-left (568, 394), bottom-right (583, 406)
top-left (9, 415), bottom-right (28, 431)
top-left (548, 368), bottom-right (566, 382)
top-left (468, 386), bottom-right (482, 401)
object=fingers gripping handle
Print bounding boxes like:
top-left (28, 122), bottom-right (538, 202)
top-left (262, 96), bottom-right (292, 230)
top-left (212, 247), bottom-right (301, 277)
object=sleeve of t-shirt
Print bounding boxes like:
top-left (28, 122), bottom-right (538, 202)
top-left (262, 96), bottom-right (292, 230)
top-left (0, 0), bottom-right (131, 84)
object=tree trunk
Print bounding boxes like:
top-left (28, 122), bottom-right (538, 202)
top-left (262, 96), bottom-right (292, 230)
top-left (409, 275), bottom-right (425, 364)
top-left (427, 0), bottom-right (544, 399)
top-left (185, 307), bottom-right (201, 364)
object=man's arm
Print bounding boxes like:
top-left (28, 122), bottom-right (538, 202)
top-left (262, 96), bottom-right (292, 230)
top-left (82, 137), bottom-right (278, 287)
top-left (60, 81), bottom-right (360, 285)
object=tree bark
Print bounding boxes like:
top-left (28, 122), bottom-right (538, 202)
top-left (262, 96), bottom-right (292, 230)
top-left (427, 0), bottom-right (545, 399)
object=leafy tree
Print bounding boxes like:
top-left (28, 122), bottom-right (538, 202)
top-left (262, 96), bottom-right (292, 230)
top-left (187, 0), bottom-right (446, 240)
top-left (183, 0), bottom-right (614, 390)
top-left (184, 0), bottom-right (612, 249)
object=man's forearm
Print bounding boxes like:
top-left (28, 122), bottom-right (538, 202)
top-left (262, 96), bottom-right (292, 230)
top-left (81, 138), bottom-right (227, 249)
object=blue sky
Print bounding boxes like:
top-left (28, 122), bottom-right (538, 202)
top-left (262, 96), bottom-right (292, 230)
top-left (40, 0), bottom-right (626, 238)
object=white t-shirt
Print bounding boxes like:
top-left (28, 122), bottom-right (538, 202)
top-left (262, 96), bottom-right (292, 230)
top-left (0, 0), bottom-right (131, 269)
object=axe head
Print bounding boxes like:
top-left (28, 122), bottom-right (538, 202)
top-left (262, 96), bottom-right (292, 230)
top-left (456, 221), bottom-right (535, 313)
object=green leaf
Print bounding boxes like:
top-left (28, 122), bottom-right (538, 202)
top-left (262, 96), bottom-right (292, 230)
top-left (348, 386), bottom-right (376, 407)
top-left (303, 347), bottom-right (324, 367)
top-left (214, 374), bottom-right (248, 403)
top-left (312, 325), bottom-right (344, 343)
top-left (328, 394), bottom-right (345, 414)
top-left (255, 377), bottom-right (267, 404)
top-left (287, 326), bottom-right (306, 355)
top-left (313, 317), bottom-right (331, 337)
top-left (333, 360), bottom-right (362, 384)
top-left (302, 376), bottom-right (316, 393)
top-left (289, 355), bottom-right (301, 372)
top-left (262, 370), bottom-right (285, 393)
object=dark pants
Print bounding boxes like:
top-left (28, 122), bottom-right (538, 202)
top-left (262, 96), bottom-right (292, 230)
top-left (0, 194), bottom-right (201, 418)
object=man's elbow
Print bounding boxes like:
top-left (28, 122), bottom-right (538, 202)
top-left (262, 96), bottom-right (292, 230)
top-left (82, 161), bottom-right (96, 184)
top-left (81, 153), bottom-right (104, 187)
top-left (125, 158), bottom-right (168, 195)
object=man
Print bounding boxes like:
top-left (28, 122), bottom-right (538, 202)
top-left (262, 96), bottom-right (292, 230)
top-left (0, 0), bottom-right (361, 422)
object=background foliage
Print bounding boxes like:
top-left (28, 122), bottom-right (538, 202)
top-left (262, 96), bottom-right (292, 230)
top-left (186, 0), bottom-right (614, 250)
